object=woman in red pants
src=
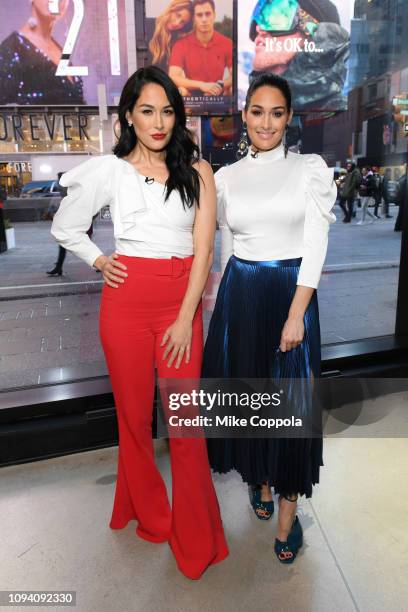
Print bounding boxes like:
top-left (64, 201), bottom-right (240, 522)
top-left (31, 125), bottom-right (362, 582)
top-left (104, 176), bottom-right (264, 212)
top-left (50, 66), bottom-right (228, 579)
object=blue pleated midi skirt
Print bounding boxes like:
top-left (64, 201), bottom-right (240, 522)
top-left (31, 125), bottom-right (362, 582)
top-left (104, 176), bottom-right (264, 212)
top-left (202, 255), bottom-right (323, 498)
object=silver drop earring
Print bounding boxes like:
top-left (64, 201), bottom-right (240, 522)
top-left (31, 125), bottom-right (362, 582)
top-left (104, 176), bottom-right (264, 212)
top-left (28, 0), bottom-right (37, 29)
top-left (28, 16), bottom-right (38, 29)
top-left (236, 121), bottom-right (249, 160)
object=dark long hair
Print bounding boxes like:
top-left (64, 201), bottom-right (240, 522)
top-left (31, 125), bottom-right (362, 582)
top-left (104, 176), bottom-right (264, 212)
top-left (245, 72), bottom-right (292, 112)
top-left (113, 66), bottom-right (200, 209)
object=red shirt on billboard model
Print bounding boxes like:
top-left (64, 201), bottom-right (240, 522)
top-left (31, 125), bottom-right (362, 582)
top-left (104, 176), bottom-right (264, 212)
top-left (169, 30), bottom-right (232, 83)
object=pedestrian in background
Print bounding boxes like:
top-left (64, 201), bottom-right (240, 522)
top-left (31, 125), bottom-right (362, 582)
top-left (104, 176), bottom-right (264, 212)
top-left (371, 166), bottom-right (382, 219)
top-left (338, 161), bottom-right (361, 223)
top-left (381, 168), bottom-right (393, 219)
top-left (395, 173), bottom-right (407, 232)
top-left (357, 167), bottom-right (377, 225)
top-left (47, 173), bottom-right (97, 276)
top-left (46, 172), bottom-right (67, 276)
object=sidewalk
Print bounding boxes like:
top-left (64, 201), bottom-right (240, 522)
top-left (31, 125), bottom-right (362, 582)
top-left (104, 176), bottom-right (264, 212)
top-left (0, 204), bottom-right (402, 390)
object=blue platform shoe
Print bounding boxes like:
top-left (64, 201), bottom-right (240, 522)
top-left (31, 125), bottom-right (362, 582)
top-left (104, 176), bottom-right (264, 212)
top-left (274, 495), bottom-right (303, 564)
top-left (249, 484), bottom-right (274, 520)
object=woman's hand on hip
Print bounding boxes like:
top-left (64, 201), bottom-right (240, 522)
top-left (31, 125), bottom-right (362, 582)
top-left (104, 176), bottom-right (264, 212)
top-left (279, 315), bottom-right (304, 352)
top-left (94, 253), bottom-right (128, 288)
top-left (161, 318), bottom-right (193, 369)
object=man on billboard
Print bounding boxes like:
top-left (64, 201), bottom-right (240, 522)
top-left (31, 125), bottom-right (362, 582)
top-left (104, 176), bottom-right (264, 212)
top-left (168, 0), bottom-right (232, 97)
top-left (239, 0), bottom-right (349, 111)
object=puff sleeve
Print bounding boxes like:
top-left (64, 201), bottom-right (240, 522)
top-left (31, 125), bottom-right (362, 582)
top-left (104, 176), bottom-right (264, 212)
top-left (296, 154), bottom-right (337, 289)
top-left (51, 156), bottom-right (113, 268)
top-left (215, 166), bottom-right (234, 275)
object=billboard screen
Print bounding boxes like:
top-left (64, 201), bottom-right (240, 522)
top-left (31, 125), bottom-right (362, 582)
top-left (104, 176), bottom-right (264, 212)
top-left (0, 0), bottom-right (128, 106)
top-left (237, 0), bottom-right (352, 112)
top-left (145, 0), bottom-right (234, 115)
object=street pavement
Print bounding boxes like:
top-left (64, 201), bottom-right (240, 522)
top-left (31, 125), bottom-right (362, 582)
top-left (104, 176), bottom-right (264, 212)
top-left (0, 202), bottom-right (402, 390)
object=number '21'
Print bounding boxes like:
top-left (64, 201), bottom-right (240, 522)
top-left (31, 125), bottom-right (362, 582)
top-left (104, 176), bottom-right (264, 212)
top-left (55, 0), bottom-right (121, 77)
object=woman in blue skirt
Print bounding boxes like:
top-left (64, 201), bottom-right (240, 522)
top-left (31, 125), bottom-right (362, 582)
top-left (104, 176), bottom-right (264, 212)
top-left (202, 73), bottom-right (337, 564)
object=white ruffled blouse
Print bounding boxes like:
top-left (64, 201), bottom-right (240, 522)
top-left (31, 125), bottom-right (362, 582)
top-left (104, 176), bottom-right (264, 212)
top-left (215, 140), bottom-right (337, 289)
top-left (50, 155), bottom-right (196, 267)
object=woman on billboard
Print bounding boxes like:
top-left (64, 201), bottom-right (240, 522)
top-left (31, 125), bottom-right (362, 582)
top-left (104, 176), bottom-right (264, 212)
top-left (148, 0), bottom-right (193, 72)
top-left (202, 73), bottom-right (337, 564)
top-left (50, 66), bottom-right (228, 580)
top-left (0, 0), bottom-right (85, 105)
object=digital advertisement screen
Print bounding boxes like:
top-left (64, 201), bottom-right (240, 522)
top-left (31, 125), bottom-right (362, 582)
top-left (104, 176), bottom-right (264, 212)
top-left (0, 0), bottom-right (128, 106)
top-left (145, 0), bottom-right (234, 115)
top-left (237, 0), bottom-right (352, 112)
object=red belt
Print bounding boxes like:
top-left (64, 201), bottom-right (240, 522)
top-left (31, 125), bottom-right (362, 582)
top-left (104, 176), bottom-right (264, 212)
top-left (116, 254), bottom-right (194, 278)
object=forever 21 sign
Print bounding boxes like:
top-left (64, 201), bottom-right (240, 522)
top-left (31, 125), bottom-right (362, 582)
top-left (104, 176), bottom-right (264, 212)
top-left (0, 113), bottom-right (91, 142)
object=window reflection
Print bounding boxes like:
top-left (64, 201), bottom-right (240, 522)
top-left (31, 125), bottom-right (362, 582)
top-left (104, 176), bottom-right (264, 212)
top-left (0, 0), bottom-right (407, 390)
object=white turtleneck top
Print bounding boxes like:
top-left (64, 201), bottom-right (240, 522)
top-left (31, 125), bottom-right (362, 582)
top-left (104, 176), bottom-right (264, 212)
top-left (50, 155), bottom-right (196, 267)
top-left (215, 141), bottom-right (337, 289)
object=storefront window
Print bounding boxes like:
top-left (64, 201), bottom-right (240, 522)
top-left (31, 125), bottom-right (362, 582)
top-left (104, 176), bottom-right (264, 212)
top-left (0, 113), bottom-right (102, 155)
top-left (0, 0), bottom-right (407, 392)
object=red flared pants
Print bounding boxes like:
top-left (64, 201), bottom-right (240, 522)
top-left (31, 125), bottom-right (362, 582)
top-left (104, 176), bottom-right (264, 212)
top-left (99, 254), bottom-right (229, 579)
